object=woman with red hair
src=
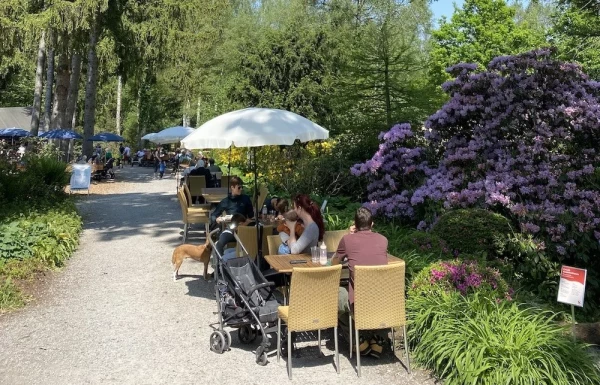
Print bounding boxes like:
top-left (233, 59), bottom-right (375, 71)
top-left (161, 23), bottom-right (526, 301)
top-left (278, 194), bottom-right (325, 254)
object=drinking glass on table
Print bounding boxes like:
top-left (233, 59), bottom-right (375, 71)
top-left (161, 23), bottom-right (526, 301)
top-left (311, 246), bottom-right (319, 263)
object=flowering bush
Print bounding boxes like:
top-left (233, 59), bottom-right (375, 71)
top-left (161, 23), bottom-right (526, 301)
top-left (410, 259), bottom-right (512, 301)
top-left (353, 49), bottom-right (600, 308)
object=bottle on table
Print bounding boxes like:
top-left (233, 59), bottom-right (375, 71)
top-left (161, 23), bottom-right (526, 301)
top-left (261, 205), bottom-right (267, 219)
top-left (319, 241), bottom-right (327, 265)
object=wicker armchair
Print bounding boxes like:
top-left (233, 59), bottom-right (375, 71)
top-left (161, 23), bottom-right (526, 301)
top-left (235, 225), bottom-right (274, 259)
top-left (187, 175), bottom-right (206, 203)
top-left (177, 188), bottom-right (211, 243)
top-left (323, 230), bottom-right (350, 252)
top-left (350, 263), bottom-right (410, 377)
top-left (277, 265), bottom-right (342, 380)
top-left (266, 235), bottom-right (282, 256)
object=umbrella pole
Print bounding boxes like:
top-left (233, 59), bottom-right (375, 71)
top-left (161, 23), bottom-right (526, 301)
top-left (253, 147), bottom-right (261, 270)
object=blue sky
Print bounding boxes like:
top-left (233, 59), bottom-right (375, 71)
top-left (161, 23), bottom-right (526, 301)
top-left (431, 0), bottom-right (465, 24)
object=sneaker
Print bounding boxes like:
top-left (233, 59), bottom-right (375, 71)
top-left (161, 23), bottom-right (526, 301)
top-left (352, 336), bottom-right (371, 356)
top-left (369, 336), bottom-right (384, 359)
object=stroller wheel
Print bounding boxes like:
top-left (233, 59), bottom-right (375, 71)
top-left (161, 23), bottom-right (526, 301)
top-left (255, 345), bottom-right (268, 366)
top-left (238, 325), bottom-right (257, 344)
top-left (210, 331), bottom-right (226, 354)
top-left (222, 329), bottom-right (232, 351)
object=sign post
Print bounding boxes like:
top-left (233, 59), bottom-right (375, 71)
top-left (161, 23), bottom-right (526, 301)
top-left (557, 265), bottom-right (587, 338)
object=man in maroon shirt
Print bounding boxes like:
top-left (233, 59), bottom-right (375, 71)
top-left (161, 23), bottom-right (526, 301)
top-left (334, 207), bottom-right (388, 358)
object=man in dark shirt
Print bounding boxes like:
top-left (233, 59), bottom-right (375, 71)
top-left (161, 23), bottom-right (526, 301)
top-left (334, 207), bottom-right (388, 358)
top-left (210, 176), bottom-right (254, 226)
top-left (189, 159), bottom-right (214, 187)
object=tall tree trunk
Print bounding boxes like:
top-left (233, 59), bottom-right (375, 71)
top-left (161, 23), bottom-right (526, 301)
top-left (137, 81), bottom-right (143, 148)
top-left (43, 29), bottom-right (55, 134)
top-left (82, 18), bottom-right (99, 157)
top-left (31, 31), bottom-right (46, 136)
top-left (51, 36), bottom-right (70, 129)
top-left (116, 75), bottom-right (122, 135)
top-left (65, 53), bottom-right (81, 129)
top-left (196, 96), bottom-right (201, 126)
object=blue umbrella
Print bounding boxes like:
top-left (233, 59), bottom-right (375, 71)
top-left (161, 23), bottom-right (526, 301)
top-left (87, 132), bottom-right (125, 142)
top-left (0, 128), bottom-right (32, 138)
top-left (39, 129), bottom-right (83, 140)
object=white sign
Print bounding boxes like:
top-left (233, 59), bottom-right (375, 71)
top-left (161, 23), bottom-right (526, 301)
top-left (557, 265), bottom-right (587, 307)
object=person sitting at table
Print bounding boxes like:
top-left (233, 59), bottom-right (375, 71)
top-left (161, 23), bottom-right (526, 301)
top-left (278, 194), bottom-right (323, 255)
top-left (207, 158), bottom-right (221, 173)
top-left (334, 207), bottom-right (388, 358)
top-left (210, 176), bottom-right (254, 226)
top-left (276, 209), bottom-right (304, 237)
top-left (188, 159), bottom-right (214, 187)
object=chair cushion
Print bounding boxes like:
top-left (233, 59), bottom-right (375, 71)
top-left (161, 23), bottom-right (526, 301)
top-left (278, 306), bottom-right (289, 322)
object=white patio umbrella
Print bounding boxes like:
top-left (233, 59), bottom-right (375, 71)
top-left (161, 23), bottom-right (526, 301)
top-left (181, 107), bottom-right (329, 268)
top-left (141, 132), bottom-right (158, 141)
top-left (150, 126), bottom-right (195, 144)
top-left (181, 108), bottom-right (328, 149)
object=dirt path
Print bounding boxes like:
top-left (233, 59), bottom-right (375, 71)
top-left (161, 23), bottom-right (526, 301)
top-left (0, 165), bottom-right (437, 384)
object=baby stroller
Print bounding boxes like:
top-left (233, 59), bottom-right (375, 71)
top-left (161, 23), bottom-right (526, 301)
top-left (93, 157), bottom-right (115, 180)
top-left (208, 228), bottom-right (281, 365)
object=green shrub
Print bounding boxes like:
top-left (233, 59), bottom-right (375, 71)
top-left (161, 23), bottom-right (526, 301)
top-left (495, 232), bottom-right (560, 301)
top-left (431, 209), bottom-right (512, 257)
top-left (410, 259), bottom-right (512, 300)
top-left (408, 293), bottom-right (600, 385)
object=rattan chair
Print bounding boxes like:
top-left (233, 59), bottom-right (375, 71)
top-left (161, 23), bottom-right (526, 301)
top-left (266, 235), bottom-right (282, 255)
top-left (187, 175), bottom-right (206, 202)
top-left (277, 265), bottom-right (343, 379)
top-left (235, 225), bottom-right (274, 259)
top-left (323, 230), bottom-right (350, 252)
top-left (350, 263), bottom-right (410, 377)
top-left (177, 188), bottom-right (211, 243)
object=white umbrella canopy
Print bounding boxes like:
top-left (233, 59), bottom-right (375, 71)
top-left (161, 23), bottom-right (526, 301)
top-left (141, 132), bottom-right (158, 141)
top-left (151, 126), bottom-right (195, 144)
top-left (181, 108), bottom-right (329, 149)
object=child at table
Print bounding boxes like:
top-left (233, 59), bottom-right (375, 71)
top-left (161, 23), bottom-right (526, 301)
top-left (277, 210), bottom-right (304, 254)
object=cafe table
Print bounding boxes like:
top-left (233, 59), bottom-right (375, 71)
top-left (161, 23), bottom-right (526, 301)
top-left (264, 253), bottom-right (404, 274)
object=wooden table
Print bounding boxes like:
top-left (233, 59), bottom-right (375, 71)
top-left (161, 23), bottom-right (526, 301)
top-left (264, 253), bottom-right (403, 274)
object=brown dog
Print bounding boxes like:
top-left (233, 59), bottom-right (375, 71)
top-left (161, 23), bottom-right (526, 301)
top-left (172, 238), bottom-right (212, 281)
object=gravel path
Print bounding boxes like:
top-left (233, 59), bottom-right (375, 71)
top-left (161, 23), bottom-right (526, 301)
top-left (0, 165), bottom-right (437, 384)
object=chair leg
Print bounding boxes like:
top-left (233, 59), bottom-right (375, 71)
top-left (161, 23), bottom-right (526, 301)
top-left (391, 328), bottom-right (395, 352)
top-left (183, 223), bottom-right (188, 243)
top-left (334, 326), bottom-right (339, 374)
top-left (287, 329), bottom-right (292, 380)
top-left (349, 314), bottom-right (353, 359)
top-left (403, 325), bottom-right (411, 374)
top-left (277, 319), bottom-right (281, 363)
top-left (355, 326), bottom-right (361, 377)
top-left (318, 329), bottom-right (321, 355)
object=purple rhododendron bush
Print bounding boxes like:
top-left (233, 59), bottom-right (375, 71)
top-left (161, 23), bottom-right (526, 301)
top-left (353, 49), bottom-right (600, 311)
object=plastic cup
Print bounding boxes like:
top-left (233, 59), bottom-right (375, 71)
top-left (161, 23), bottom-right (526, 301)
top-left (311, 246), bottom-right (318, 263)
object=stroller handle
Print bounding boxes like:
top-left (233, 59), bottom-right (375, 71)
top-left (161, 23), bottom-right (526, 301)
top-left (246, 282), bottom-right (275, 298)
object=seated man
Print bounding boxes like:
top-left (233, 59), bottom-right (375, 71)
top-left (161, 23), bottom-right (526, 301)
top-left (334, 207), bottom-right (388, 358)
top-left (208, 158), bottom-right (221, 172)
top-left (210, 176), bottom-right (254, 226)
top-left (187, 159), bottom-right (214, 187)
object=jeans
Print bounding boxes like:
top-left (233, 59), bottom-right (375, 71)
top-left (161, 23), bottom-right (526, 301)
top-left (278, 243), bottom-right (291, 254)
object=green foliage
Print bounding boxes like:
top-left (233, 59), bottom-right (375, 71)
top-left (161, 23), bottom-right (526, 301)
top-left (0, 278), bottom-right (24, 311)
top-left (0, 200), bottom-right (81, 267)
top-left (431, 209), bottom-right (512, 257)
top-left (407, 293), bottom-right (600, 385)
top-left (495, 232), bottom-right (560, 300)
top-left (429, 0), bottom-right (548, 87)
